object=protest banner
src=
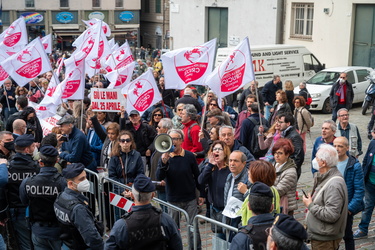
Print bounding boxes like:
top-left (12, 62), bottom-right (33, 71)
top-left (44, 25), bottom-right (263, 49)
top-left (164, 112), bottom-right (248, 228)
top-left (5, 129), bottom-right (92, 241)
top-left (39, 114), bottom-right (62, 136)
top-left (91, 88), bottom-right (126, 112)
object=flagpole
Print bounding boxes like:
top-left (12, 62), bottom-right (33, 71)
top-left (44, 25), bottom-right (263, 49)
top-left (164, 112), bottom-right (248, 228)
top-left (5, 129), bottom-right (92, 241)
top-left (33, 80), bottom-right (45, 95)
top-left (200, 38), bottom-right (218, 133)
top-left (4, 93), bottom-right (10, 111)
top-left (80, 100), bottom-right (84, 131)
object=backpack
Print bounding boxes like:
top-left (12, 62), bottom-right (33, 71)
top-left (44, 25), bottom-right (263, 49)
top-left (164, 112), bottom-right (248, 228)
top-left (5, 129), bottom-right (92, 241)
top-left (247, 117), bottom-right (269, 158)
top-left (299, 108), bottom-right (314, 132)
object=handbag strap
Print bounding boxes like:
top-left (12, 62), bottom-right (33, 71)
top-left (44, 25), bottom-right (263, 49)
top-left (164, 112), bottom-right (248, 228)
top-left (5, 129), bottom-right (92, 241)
top-left (313, 176), bottom-right (343, 201)
top-left (119, 155), bottom-right (127, 184)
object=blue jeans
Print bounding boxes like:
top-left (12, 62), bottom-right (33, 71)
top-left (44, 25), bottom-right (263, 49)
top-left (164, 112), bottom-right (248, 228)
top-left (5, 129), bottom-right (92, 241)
top-left (3, 107), bottom-right (16, 125)
top-left (9, 208), bottom-right (32, 250)
top-left (32, 233), bottom-right (61, 250)
top-left (265, 105), bottom-right (272, 121)
top-left (358, 181), bottom-right (375, 234)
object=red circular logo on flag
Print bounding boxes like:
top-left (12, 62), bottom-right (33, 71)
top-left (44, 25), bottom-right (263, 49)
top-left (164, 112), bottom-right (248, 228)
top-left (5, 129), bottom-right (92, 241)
top-left (174, 46), bottom-right (210, 84)
top-left (219, 50), bottom-right (246, 92)
top-left (62, 68), bottom-right (82, 98)
top-left (14, 48), bottom-right (42, 79)
top-left (128, 79), bottom-right (154, 112)
top-left (4, 24), bottom-right (22, 47)
top-left (0, 55), bottom-right (9, 81)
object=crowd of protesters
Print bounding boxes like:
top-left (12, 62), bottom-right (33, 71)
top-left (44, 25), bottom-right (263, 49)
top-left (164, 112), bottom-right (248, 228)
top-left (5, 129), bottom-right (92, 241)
top-left (0, 50), bottom-right (373, 250)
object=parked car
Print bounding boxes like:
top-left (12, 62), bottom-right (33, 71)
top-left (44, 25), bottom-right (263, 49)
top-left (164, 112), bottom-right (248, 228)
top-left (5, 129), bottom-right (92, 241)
top-left (294, 66), bottom-right (373, 113)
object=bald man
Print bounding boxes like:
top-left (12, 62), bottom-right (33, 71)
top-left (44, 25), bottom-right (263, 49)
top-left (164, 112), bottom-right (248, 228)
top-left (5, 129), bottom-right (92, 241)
top-left (12, 119), bottom-right (27, 140)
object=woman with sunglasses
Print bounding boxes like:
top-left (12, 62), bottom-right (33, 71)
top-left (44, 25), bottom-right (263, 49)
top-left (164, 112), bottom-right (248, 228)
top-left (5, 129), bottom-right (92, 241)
top-left (108, 131), bottom-right (144, 189)
top-left (149, 107), bottom-right (164, 130)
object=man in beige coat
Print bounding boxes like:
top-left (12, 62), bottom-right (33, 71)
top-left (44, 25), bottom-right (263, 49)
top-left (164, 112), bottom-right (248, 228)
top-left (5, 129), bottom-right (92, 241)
top-left (303, 144), bottom-right (348, 249)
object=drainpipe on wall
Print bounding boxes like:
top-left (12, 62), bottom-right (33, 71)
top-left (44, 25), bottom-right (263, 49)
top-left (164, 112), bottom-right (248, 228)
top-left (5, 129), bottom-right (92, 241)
top-left (275, 0), bottom-right (285, 44)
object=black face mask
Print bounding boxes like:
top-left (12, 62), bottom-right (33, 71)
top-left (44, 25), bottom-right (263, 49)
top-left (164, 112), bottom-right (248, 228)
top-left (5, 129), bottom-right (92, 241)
top-left (3, 141), bottom-right (14, 151)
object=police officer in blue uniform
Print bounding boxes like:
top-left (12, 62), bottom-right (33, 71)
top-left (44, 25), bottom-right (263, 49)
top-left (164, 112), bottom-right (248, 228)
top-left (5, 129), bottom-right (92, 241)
top-left (54, 163), bottom-right (104, 250)
top-left (105, 174), bottom-right (182, 250)
top-left (7, 134), bottom-right (39, 249)
top-left (19, 145), bottom-right (66, 249)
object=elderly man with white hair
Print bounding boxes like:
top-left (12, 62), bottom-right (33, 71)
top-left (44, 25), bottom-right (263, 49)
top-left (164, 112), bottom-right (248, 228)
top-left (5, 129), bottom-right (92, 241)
top-left (303, 144), bottom-right (348, 250)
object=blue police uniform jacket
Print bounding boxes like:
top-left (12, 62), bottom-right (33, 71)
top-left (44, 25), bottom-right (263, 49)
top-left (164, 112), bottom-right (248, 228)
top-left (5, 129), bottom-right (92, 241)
top-left (105, 203), bottom-right (182, 250)
top-left (54, 187), bottom-right (104, 250)
top-left (19, 166), bottom-right (66, 239)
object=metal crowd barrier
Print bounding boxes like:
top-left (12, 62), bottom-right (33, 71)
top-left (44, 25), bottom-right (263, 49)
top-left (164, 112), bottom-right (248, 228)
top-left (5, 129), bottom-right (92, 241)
top-left (84, 168), bottom-right (104, 221)
top-left (193, 215), bottom-right (239, 250)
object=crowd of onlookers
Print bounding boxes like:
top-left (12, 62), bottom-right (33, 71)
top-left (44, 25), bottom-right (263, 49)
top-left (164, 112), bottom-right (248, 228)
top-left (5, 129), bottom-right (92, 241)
top-left (0, 50), bottom-right (374, 250)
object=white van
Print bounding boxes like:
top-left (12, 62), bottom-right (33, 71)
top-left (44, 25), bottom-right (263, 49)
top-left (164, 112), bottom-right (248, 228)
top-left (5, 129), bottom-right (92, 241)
top-left (215, 45), bottom-right (325, 87)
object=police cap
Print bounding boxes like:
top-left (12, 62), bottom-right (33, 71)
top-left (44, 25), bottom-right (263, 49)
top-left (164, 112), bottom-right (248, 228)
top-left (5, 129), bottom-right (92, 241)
top-left (15, 134), bottom-right (35, 147)
top-left (249, 181), bottom-right (273, 197)
top-left (39, 145), bottom-right (59, 157)
top-left (273, 214), bottom-right (308, 241)
top-left (133, 174), bottom-right (155, 193)
top-left (62, 163), bottom-right (85, 179)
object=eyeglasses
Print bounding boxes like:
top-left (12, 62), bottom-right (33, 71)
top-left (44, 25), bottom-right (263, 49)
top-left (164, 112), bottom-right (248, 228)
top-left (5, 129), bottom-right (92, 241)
top-left (177, 109), bottom-right (183, 112)
top-left (277, 120), bottom-right (287, 124)
top-left (171, 137), bottom-right (182, 141)
top-left (273, 151), bottom-right (285, 156)
top-left (212, 147), bottom-right (223, 151)
top-left (210, 103), bottom-right (218, 107)
top-left (339, 114), bottom-right (349, 117)
top-left (153, 114), bottom-right (162, 117)
top-left (208, 95), bottom-right (213, 98)
top-left (119, 138), bottom-right (132, 143)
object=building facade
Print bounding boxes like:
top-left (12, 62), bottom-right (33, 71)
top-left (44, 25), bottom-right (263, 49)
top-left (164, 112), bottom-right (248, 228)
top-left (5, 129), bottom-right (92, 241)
top-left (140, 0), bottom-right (170, 49)
top-left (284, 0), bottom-right (375, 68)
top-left (0, 0), bottom-right (141, 50)
top-left (169, 0), bottom-right (283, 49)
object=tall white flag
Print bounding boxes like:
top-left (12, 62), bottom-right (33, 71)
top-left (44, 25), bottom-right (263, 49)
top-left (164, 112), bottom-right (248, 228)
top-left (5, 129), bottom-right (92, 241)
top-left (41, 34), bottom-right (52, 54)
top-left (205, 37), bottom-right (254, 101)
top-left (1, 38), bottom-right (52, 86)
top-left (161, 38), bottom-right (217, 89)
top-left (106, 61), bottom-right (135, 89)
top-left (121, 69), bottom-right (161, 116)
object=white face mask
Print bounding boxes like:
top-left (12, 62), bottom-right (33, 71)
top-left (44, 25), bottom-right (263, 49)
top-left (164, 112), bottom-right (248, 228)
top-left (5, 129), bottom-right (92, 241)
top-left (339, 78), bottom-right (345, 84)
top-left (75, 179), bottom-right (90, 192)
top-left (312, 158), bottom-right (320, 171)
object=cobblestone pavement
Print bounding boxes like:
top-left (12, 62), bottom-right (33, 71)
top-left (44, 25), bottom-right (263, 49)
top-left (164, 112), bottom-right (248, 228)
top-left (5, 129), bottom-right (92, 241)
top-left (194, 104), bottom-right (375, 250)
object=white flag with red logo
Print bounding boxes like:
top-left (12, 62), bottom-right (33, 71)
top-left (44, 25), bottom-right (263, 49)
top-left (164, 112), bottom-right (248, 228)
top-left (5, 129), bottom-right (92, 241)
top-left (205, 37), bottom-right (254, 101)
top-left (0, 17), bottom-right (28, 50)
top-left (105, 41), bottom-right (133, 71)
top-left (85, 24), bottom-right (110, 77)
top-left (108, 37), bottom-right (115, 48)
top-left (0, 50), bottom-right (10, 86)
top-left (41, 34), bottom-right (52, 54)
top-left (59, 58), bottom-right (85, 100)
top-left (1, 38), bottom-right (52, 86)
top-left (121, 69), bottom-right (161, 116)
top-left (106, 61), bottom-right (135, 89)
top-left (161, 38), bottom-right (216, 90)
top-left (83, 18), bottom-right (111, 37)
